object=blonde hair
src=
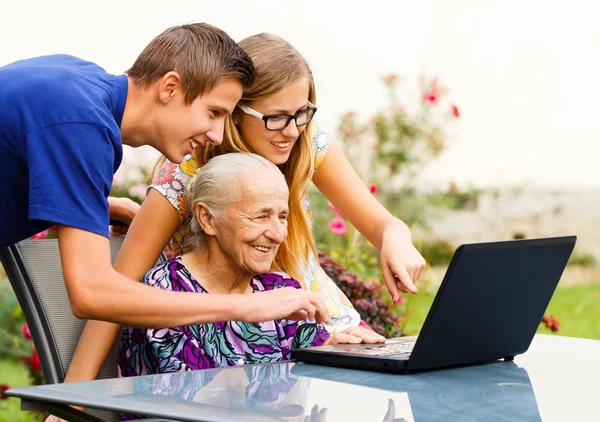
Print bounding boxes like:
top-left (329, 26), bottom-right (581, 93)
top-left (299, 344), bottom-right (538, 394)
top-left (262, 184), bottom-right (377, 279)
top-left (154, 33), bottom-right (317, 282)
top-left (186, 153), bottom-right (284, 250)
top-left (198, 33), bottom-right (317, 282)
top-left (127, 23), bottom-right (255, 105)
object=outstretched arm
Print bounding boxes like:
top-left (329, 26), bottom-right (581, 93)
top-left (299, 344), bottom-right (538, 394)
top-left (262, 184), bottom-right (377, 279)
top-left (312, 138), bottom-right (425, 303)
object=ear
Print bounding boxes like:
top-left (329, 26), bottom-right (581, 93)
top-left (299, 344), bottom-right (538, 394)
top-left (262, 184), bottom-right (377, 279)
top-left (195, 203), bottom-right (217, 236)
top-left (231, 108), bottom-right (243, 126)
top-left (157, 71), bottom-right (182, 105)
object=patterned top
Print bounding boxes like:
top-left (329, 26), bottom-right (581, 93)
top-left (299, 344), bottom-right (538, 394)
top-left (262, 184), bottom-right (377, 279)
top-left (117, 257), bottom-right (329, 378)
top-left (150, 130), bottom-right (361, 333)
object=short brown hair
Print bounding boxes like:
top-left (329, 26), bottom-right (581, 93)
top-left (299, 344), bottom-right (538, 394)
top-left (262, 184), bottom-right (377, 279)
top-left (127, 23), bottom-right (255, 104)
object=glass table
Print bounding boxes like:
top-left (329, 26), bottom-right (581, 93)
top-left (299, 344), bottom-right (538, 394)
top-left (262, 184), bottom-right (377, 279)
top-left (7, 334), bottom-right (600, 421)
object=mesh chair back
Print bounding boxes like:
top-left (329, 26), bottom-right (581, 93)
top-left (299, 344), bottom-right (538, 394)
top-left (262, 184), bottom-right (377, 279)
top-left (0, 236), bottom-right (166, 422)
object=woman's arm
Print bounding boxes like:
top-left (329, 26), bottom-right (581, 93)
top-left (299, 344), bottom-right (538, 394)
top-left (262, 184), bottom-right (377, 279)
top-left (312, 138), bottom-right (425, 302)
top-left (64, 189), bottom-right (182, 382)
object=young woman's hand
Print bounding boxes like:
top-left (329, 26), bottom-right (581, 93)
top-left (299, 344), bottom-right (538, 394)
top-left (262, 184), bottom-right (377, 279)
top-left (326, 326), bottom-right (386, 345)
top-left (380, 222), bottom-right (426, 303)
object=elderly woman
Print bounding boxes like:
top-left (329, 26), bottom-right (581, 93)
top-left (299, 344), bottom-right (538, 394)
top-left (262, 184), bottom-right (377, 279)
top-left (117, 153), bottom-right (334, 376)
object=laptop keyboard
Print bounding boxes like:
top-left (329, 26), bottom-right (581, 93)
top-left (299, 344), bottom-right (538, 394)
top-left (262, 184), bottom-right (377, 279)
top-left (337, 341), bottom-right (416, 357)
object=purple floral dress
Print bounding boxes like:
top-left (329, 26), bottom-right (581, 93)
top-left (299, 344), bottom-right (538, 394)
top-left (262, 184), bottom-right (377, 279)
top-left (117, 257), bottom-right (330, 378)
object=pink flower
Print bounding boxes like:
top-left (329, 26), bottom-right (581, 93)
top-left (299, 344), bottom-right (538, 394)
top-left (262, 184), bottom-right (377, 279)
top-left (423, 92), bottom-right (438, 103)
top-left (396, 296), bottom-right (406, 306)
top-left (328, 202), bottom-right (342, 217)
top-left (329, 217), bottom-right (348, 236)
top-left (451, 104), bottom-right (460, 118)
top-left (22, 324), bottom-right (32, 340)
top-left (369, 184), bottom-right (378, 194)
top-left (48, 225), bottom-right (57, 232)
top-left (31, 230), bottom-right (49, 240)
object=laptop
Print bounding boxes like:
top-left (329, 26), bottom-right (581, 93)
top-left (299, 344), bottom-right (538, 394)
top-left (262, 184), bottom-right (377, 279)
top-left (292, 236), bottom-right (576, 374)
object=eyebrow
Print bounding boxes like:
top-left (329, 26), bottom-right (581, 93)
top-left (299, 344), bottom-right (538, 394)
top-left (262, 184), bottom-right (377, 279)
top-left (265, 102), bottom-right (310, 115)
top-left (256, 206), bottom-right (289, 214)
top-left (211, 105), bottom-right (235, 115)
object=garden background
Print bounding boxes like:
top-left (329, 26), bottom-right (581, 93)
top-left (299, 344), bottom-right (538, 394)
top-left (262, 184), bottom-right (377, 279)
top-left (2, 72), bottom-right (599, 421)
top-left (2, 1), bottom-right (600, 420)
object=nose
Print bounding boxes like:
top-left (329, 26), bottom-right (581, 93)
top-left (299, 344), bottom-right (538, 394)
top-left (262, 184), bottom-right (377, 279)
top-left (281, 119), bottom-right (300, 138)
top-left (206, 120), bottom-right (225, 146)
top-left (264, 220), bottom-right (287, 245)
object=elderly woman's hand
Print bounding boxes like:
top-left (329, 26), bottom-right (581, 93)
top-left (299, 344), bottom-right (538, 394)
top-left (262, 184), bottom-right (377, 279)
top-left (380, 222), bottom-right (426, 303)
top-left (326, 326), bottom-right (386, 345)
top-left (241, 287), bottom-right (331, 325)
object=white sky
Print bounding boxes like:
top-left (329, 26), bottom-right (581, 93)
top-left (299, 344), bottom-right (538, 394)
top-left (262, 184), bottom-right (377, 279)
top-left (2, 0), bottom-right (599, 189)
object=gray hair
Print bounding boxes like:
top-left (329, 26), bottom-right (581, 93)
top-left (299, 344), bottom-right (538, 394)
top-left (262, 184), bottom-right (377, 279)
top-left (185, 152), bottom-right (285, 250)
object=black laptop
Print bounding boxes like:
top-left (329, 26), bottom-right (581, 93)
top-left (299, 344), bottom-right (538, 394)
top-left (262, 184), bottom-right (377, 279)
top-left (292, 236), bottom-right (576, 374)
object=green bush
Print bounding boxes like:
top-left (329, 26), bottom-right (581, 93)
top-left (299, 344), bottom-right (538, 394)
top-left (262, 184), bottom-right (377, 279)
top-left (416, 238), bottom-right (455, 266)
top-left (318, 252), bottom-right (403, 337)
top-left (0, 284), bottom-right (32, 361)
top-left (568, 252), bottom-right (597, 267)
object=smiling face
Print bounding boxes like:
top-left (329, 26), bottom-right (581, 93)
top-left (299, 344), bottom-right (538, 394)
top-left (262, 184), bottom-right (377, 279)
top-left (156, 77), bottom-right (243, 163)
top-left (211, 168), bottom-right (289, 275)
top-left (235, 77), bottom-right (311, 165)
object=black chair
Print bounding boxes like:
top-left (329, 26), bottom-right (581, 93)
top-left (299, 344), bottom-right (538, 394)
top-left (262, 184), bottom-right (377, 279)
top-left (0, 236), bottom-right (170, 422)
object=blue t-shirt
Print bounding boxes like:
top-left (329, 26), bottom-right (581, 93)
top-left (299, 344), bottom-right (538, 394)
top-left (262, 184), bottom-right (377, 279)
top-left (0, 55), bottom-right (127, 247)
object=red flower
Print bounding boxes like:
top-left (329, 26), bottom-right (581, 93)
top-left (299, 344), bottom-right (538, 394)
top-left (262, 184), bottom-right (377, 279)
top-left (31, 230), bottom-right (49, 240)
top-left (541, 314), bottom-right (560, 332)
top-left (329, 217), bottom-right (348, 236)
top-left (451, 104), bottom-right (460, 118)
top-left (423, 92), bottom-right (438, 103)
top-left (21, 324), bottom-right (32, 340)
top-left (368, 184), bottom-right (378, 194)
top-left (1, 384), bottom-right (10, 400)
top-left (48, 225), bottom-right (57, 232)
top-left (29, 350), bottom-right (41, 372)
top-left (423, 76), bottom-right (443, 104)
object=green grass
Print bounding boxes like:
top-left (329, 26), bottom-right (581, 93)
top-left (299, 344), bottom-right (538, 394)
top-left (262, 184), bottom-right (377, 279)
top-left (400, 282), bottom-right (600, 340)
top-left (0, 360), bottom-right (45, 422)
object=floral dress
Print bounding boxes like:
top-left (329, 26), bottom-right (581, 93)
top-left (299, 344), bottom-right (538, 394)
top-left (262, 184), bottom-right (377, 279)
top-left (150, 130), bottom-right (361, 333)
top-left (118, 257), bottom-right (329, 375)
top-left (117, 259), bottom-right (324, 420)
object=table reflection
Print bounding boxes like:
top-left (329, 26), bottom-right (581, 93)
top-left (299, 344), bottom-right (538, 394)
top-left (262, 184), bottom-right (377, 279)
top-left (113, 360), bottom-right (540, 421)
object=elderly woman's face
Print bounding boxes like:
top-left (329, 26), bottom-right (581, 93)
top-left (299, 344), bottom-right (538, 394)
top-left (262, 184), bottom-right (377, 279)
top-left (214, 170), bottom-right (289, 275)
